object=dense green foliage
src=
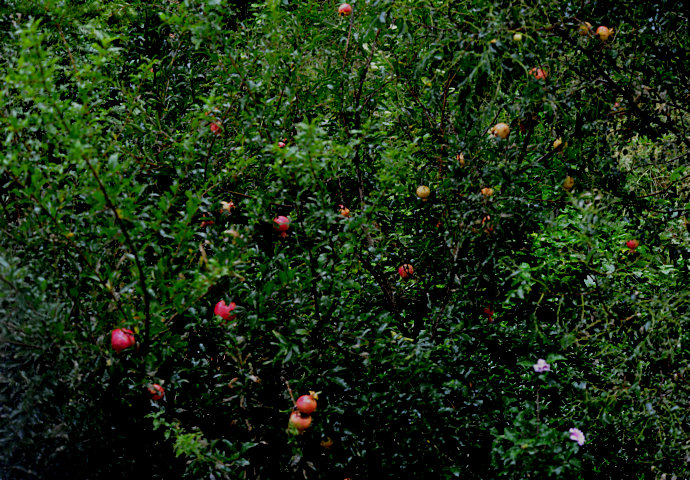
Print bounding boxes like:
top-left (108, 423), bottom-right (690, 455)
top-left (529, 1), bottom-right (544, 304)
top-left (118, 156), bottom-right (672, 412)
top-left (1, 0), bottom-right (688, 478)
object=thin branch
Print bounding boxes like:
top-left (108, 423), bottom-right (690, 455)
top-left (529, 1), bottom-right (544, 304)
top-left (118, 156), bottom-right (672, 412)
top-left (83, 157), bottom-right (152, 350)
top-left (353, 29), bottom-right (381, 119)
top-left (341, 13), bottom-right (355, 69)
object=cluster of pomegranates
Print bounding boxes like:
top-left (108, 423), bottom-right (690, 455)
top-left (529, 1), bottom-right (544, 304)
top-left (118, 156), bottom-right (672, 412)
top-left (288, 392), bottom-right (318, 434)
top-left (579, 22), bottom-right (613, 41)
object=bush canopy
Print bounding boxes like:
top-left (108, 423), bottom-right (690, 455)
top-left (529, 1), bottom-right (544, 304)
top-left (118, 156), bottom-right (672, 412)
top-left (1, 0), bottom-right (688, 478)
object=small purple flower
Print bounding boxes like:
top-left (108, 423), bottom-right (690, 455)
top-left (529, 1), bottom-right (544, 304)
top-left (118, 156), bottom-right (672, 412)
top-left (569, 427), bottom-right (585, 446)
top-left (533, 358), bottom-right (550, 373)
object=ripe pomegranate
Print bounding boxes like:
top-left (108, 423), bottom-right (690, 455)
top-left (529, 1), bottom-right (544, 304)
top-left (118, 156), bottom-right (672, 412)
top-left (578, 22), bottom-right (592, 36)
top-left (214, 300), bottom-right (237, 321)
top-left (398, 264), bottom-right (414, 279)
top-left (288, 411), bottom-right (312, 434)
top-left (529, 67), bottom-right (547, 80)
top-left (339, 205), bottom-right (350, 217)
top-left (273, 216), bottom-right (290, 238)
top-left (596, 26), bottom-right (612, 41)
top-left (320, 437), bottom-right (334, 448)
top-left (296, 394), bottom-right (317, 415)
top-left (148, 384), bottom-right (165, 401)
top-left (111, 328), bottom-right (135, 353)
top-left (563, 176), bottom-right (575, 191)
top-left (210, 122), bottom-right (221, 134)
top-left (626, 239), bottom-right (639, 251)
top-left (338, 3), bottom-right (352, 16)
top-left (416, 185), bottom-right (431, 201)
top-left (491, 123), bottom-right (510, 139)
top-left (200, 214), bottom-right (214, 227)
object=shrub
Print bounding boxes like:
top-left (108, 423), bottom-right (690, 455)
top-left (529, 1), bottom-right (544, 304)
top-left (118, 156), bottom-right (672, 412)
top-left (1, 1), bottom-right (688, 478)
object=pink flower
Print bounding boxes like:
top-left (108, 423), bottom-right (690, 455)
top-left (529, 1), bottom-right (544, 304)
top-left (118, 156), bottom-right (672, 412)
top-left (568, 427), bottom-right (585, 446)
top-left (214, 300), bottom-right (237, 321)
top-left (533, 358), bottom-right (550, 372)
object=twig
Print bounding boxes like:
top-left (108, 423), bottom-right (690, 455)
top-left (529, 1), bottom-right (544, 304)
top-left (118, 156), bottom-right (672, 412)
top-left (83, 157), bottom-right (152, 350)
top-left (281, 376), bottom-right (297, 406)
top-left (341, 13), bottom-right (355, 69)
top-left (0, 338), bottom-right (42, 349)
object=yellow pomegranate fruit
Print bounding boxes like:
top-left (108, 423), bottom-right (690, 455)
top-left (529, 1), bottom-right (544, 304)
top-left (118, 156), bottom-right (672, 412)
top-left (578, 22), bottom-right (592, 36)
top-left (491, 123), bottom-right (510, 139)
top-left (416, 185), bottom-right (431, 200)
top-left (596, 26), bottom-right (612, 41)
top-left (563, 176), bottom-right (575, 191)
